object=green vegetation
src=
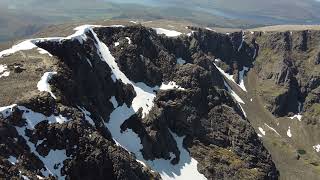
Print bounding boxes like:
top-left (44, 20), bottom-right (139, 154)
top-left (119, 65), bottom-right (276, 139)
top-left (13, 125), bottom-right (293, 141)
top-left (297, 149), bottom-right (307, 155)
top-left (257, 79), bottom-right (287, 107)
top-left (310, 103), bottom-right (320, 115)
top-left (304, 103), bottom-right (320, 122)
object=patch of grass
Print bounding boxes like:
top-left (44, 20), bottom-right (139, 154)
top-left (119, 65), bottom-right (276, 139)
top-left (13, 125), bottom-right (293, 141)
top-left (297, 149), bottom-right (307, 155)
top-left (237, 168), bottom-right (264, 180)
top-left (310, 104), bottom-right (320, 115)
top-left (255, 47), bottom-right (282, 65)
top-left (257, 79), bottom-right (287, 106)
top-left (303, 103), bottom-right (320, 124)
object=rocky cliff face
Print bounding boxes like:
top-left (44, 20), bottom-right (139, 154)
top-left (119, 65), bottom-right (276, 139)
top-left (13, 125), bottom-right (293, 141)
top-left (3, 23), bottom-right (310, 180)
top-left (244, 30), bottom-right (320, 124)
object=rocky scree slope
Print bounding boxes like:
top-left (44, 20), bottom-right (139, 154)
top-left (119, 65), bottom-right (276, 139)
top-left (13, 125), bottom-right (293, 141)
top-left (0, 25), bottom-right (279, 179)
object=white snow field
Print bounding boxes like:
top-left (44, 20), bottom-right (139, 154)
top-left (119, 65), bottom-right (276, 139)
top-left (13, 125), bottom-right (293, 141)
top-left (289, 114), bottom-right (302, 121)
top-left (153, 28), bottom-right (182, 37)
top-left (313, 144), bottom-right (320, 153)
top-left (287, 127), bottom-right (292, 137)
top-left (125, 37), bottom-right (132, 44)
top-left (176, 57), bottom-right (186, 65)
top-left (0, 64), bottom-right (10, 78)
top-left (0, 105), bottom-right (69, 179)
top-left (258, 127), bottom-right (266, 136)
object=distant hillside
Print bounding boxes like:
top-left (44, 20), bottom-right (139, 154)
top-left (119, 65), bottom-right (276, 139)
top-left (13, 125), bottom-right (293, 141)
top-left (1, 0), bottom-right (320, 43)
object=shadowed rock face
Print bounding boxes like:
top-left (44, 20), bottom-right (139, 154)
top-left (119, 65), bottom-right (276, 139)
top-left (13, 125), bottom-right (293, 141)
top-left (0, 25), bottom-right (279, 180)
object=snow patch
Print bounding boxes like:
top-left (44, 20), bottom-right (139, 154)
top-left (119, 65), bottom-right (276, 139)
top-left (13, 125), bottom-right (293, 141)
top-left (224, 81), bottom-right (245, 104)
top-left (238, 67), bottom-right (249, 92)
top-left (85, 58), bottom-right (93, 67)
top-left (186, 31), bottom-right (195, 36)
top-left (78, 106), bottom-right (95, 126)
top-left (16, 115), bottom-right (67, 178)
top-left (111, 74), bottom-right (117, 82)
top-left (289, 102), bottom-right (303, 121)
top-left (8, 156), bottom-right (17, 165)
top-left (66, 25), bottom-right (95, 44)
top-left (109, 25), bottom-right (125, 27)
top-left (90, 29), bottom-right (185, 118)
top-left (289, 114), bottom-right (302, 121)
top-left (160, 81), bottom-right (185, 91)
top-left (37, 48), bottom-right (53, 57)
top-left (287, 127), bottom-right (292, 137)
top-left (37, 72), bottom-right (58, 99)
top-left (114, 42), bottom-right (120, 47)
top-left (153, 28), bottom-right (182, 37)
top-left (109, 96), bottom-right (119, 108)
top-left (239, 104), bottom-right (247, 118)
top-left (0, 25), bottom-right (98, 59)
top-left (264, 123), bottom-right (280, 136)
top-left (151, 131), bottom-right (207, 180)
top-left (313, 144), bottom-right (320, 152)
top-left (18, 106), bottom-right (69, 127)
top-left (21, 175), bottom-right (30, 180)
top-left (214, 62), bottom-right (249, 92)
top-left (130, 20), bottom-right (138, 24)
top-left (125, 37), bottom-right (132, 44)
top-left (238, 32), bottom-right (245, 52)
top-left (214, 62), bottom-right (234, 82)
top-left (253, 48), bottom-right (257, 59)
top-left (205, 27), bottom-right (215, 32)
top-left (0, 104), bottom-right (17, 118)
top-left (177, 58), bottom-right (186, 65)
top-left (36, 175), bottom-right (45, 180)
top-left (106, 106), bottom-right (206, 180)
top-left (0, 105), bottom-right (70, 179)
top-left (214, 59), bottom-right (221, 63)
top-left (258, 134), bottom-right (263, 137)
top-left (0, 64), bottom-right (10, 78)
top-left (0, 40), bottom-right (36, 58)
top-left (258, 127), bottom-right (266, 136)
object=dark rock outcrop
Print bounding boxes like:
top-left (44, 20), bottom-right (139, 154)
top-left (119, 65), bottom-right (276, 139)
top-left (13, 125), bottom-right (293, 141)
top-left (248, 30), bottom-right (320, 119)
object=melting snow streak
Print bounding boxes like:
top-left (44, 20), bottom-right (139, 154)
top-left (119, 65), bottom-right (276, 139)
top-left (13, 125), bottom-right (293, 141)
top-left (153, 28), bottom-right (182, 37)
top-left (0, 64), bottom-right (10, 78)
top-left (37, 72), bottom-right (58, 99)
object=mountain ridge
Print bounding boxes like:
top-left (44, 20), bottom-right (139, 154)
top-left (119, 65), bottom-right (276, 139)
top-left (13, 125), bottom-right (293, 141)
top-left (0, 21), bottom-right (320, 179)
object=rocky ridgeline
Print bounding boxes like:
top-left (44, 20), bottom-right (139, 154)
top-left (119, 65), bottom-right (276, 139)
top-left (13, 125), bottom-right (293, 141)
top-left (0, 25), bottom-right (281, 179)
